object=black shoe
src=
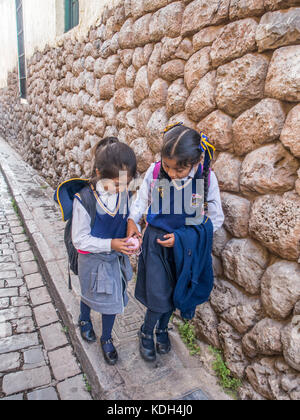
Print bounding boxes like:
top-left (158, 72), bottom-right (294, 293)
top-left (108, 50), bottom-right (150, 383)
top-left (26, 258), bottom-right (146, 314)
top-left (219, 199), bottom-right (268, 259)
top-left (78, 319), bottom-right (97, 343)
top-left (100, 338), bottom-right (118, 366)
top-left (138, 326), bottom-right (156, 362)
top-left (155, 328), bottom-right (171, 354)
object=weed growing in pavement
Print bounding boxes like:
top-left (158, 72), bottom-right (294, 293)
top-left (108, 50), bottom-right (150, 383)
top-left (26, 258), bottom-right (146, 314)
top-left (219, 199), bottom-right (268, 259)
top-left (11, 199), bottom-right (19, 216)
top-left (178, 320), bottom-right (201, 356)
top-left (83, 374), bottom-right (92, 393)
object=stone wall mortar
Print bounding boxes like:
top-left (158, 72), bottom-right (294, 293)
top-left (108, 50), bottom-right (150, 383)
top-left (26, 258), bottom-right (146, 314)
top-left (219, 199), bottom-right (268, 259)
top-left (0, 0), bottom-right (299, 400)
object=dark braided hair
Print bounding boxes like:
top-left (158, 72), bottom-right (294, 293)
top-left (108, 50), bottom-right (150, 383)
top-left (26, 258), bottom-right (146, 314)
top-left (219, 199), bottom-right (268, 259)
top-left (161, 124), bottom-right (212, 214)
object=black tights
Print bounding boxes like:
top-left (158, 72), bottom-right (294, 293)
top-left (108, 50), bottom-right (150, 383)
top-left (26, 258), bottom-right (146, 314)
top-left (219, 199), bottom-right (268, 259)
top-left (143, 309), bottom-right (173, 335)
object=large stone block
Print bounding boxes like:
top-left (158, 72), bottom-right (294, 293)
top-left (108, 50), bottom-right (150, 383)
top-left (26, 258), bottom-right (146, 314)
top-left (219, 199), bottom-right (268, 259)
top-left (221, 192), bottom-right (251, 238)
top-left (102, 99), bottom-right (117, 125)
top-left (216, 54), bottom-right (269, 117)
top-left (132, 47), bottom-right (146, 70)
top-left (146, 107), bottom-right (169, 153)
top-left (218, 320), bottom-right (249, 379)
top-left (232, 98), bottom-right (286, 156)
top-left (119, 18), bottom-right (135, 49)
top-left (184, 47), bottom-right (212, 91)
top-left (249, 191), bottom-right (300, 261)
top-left (198, 110), bottom-right (233, 152)
top-left (99, 75), bottom-right (115, 100)
top-left (115, 64), bottom-right (127, 90)
top-left (133, 66), bottom-right (150, 106)
top-left (166, 79), bottom-right (189, 116)
top-left (161, 37), bottom-right (182, 63)
top-left (191, 302), bottom-right (221, 348)
top-left (133, 13), bottom-right (152, 46)
top-left (265, 45), bottom-right (300, 102)
top-left (280, 104), bottom-right (300, 158)
top-left (182, 0), bottom-right (230, 36)
top-left (137, 99), bottom-right (153, 136)
top-left (168, 112), bottom-right (198, 131)
top-left (246, 357), bottom-right (291, 400)
top-left (240, 143), bottom-right (299, 196)
top-left (160, 59), bottom-right (185, 82)
top-left (119, 49), bottom-right (134, 68)
top-left (221, 238), bottom-right (269, 294)
top-left (264, 0), bottom-right (300, 11)
top-left (242, 318), bottom-right (284, 358)
top-left (256, 8), bottom-right (300, 52)
top-left (211, 18), bottom-right (257, 67)
top-left (193, 26), bottom-right (223, 52)
top-left (114, 88), bottom-right (135, 110)
top-left (149, 78), bottom-right (168, 111)
top-left (149, 2), bottom-right (184, 42)
top-left (130, 137), bottom-right (154, 173)
top-left (229, 0), bottom-right (265, 20)
top-left (281, 316), bottom-right (300, 372)
top-left (126, 65), bottom-right (137, 88)
top-left (185, 71), bottom-right (217, 121)
top-left (147, 43), bottom-right (162, 85)
top-left (261, 260), bottom-right (300, 319)
top-left (211, 278), bottom-right (263, 334)
top-left (131, 0), bottom-right (171, 18)
top-left (212, 226), bottom-right (232, 257)
top-left (213, 152), bottom-right (242, 192)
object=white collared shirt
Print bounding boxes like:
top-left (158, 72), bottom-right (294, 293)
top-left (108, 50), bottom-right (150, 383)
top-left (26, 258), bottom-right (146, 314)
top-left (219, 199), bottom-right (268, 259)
top-left (71, 181), bottom-right (118, 253)
top-left (129, 163), bottom-right (224, 233)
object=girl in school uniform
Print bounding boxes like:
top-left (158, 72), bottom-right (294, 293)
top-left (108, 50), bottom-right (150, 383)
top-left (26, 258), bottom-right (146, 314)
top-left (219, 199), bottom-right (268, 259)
top-left (72, 139), bottom-right (137, 365)
top-left (127, 123), bottom-right (224, 362)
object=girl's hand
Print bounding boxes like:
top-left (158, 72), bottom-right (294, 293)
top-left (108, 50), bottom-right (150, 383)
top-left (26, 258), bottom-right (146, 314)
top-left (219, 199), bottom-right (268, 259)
top-left (127, 218), bottom-right (142, 245)
top-left (111, 238), bottom-right (132, 255)
top-left (157, 233), bottom-right (175, 248)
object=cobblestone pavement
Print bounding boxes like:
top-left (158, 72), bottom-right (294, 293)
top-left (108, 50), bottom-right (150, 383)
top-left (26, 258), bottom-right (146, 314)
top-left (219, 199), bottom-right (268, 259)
top-left (0, 171), bottom-right (92, 400)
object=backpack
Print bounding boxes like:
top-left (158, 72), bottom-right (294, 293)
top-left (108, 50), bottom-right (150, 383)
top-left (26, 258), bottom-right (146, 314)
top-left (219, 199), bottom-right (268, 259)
top-left (54, 179), bottom-right (97, 290)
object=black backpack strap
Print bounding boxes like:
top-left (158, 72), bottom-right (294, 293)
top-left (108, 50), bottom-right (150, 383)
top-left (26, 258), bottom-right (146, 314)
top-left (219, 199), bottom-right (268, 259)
top-left (77, 185), bottom-right (97, 228)
top-left (66, 184), bottom-right (96, 291)
top-left (68, 261), bottom-right (72, 291)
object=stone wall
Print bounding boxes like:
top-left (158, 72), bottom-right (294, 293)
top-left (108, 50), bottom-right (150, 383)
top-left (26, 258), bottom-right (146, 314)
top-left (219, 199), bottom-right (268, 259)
top-left (0, 0), bottom-right (300, 400)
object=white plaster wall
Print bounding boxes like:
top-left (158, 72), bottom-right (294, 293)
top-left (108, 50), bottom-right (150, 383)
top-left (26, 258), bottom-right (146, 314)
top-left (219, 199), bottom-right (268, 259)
top-left (22, 0), bottom-right (57, 60)
top-left (0, 0), bottom-right (114, 89)
top-left (0, 0), bottom-right (18, 88)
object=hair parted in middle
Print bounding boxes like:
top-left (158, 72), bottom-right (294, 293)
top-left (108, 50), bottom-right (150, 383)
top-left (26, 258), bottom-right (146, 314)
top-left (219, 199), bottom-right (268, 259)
top-left (162, 124), bottom-right (203, 168)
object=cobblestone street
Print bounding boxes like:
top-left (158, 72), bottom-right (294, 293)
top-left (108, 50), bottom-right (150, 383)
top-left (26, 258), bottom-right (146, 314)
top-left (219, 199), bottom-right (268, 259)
top-left (0, 171), bottom-right (92, 400)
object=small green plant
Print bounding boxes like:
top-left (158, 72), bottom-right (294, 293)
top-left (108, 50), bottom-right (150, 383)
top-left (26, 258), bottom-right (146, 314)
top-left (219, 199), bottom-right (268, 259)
top-left (83, 374), bottom-right (92, 393)
top-left (178, 320), bottom-right (201, 356)
top-left (11, 199), bottom-right (19, 215)
top-left (209, 346), bottom-right (242, 398)
top-left (62, 326), bottom-right (69, 334)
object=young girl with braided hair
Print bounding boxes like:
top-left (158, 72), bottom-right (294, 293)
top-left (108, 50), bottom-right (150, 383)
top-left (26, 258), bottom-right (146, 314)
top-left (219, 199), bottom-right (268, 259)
top-left (127, 123), bottom-right (224, 362)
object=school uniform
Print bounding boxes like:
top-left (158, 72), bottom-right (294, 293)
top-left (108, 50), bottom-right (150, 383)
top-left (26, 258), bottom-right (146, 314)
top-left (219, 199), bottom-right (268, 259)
top-left (129, 162), bottom-right (224, 315)
top-left (72, 181), bottom-right (132, 315)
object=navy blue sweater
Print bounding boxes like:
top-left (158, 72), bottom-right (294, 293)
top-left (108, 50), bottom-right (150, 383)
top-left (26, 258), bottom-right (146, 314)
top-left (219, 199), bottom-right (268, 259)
top-left (173, 217), bottom-right (214, 320)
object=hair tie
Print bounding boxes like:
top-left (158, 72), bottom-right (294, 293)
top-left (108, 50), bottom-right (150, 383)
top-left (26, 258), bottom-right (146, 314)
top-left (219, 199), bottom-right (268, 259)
top-left (163, 121), bottom-right (183, 134)
top-left (199, 132), bottom-right (215, 161)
